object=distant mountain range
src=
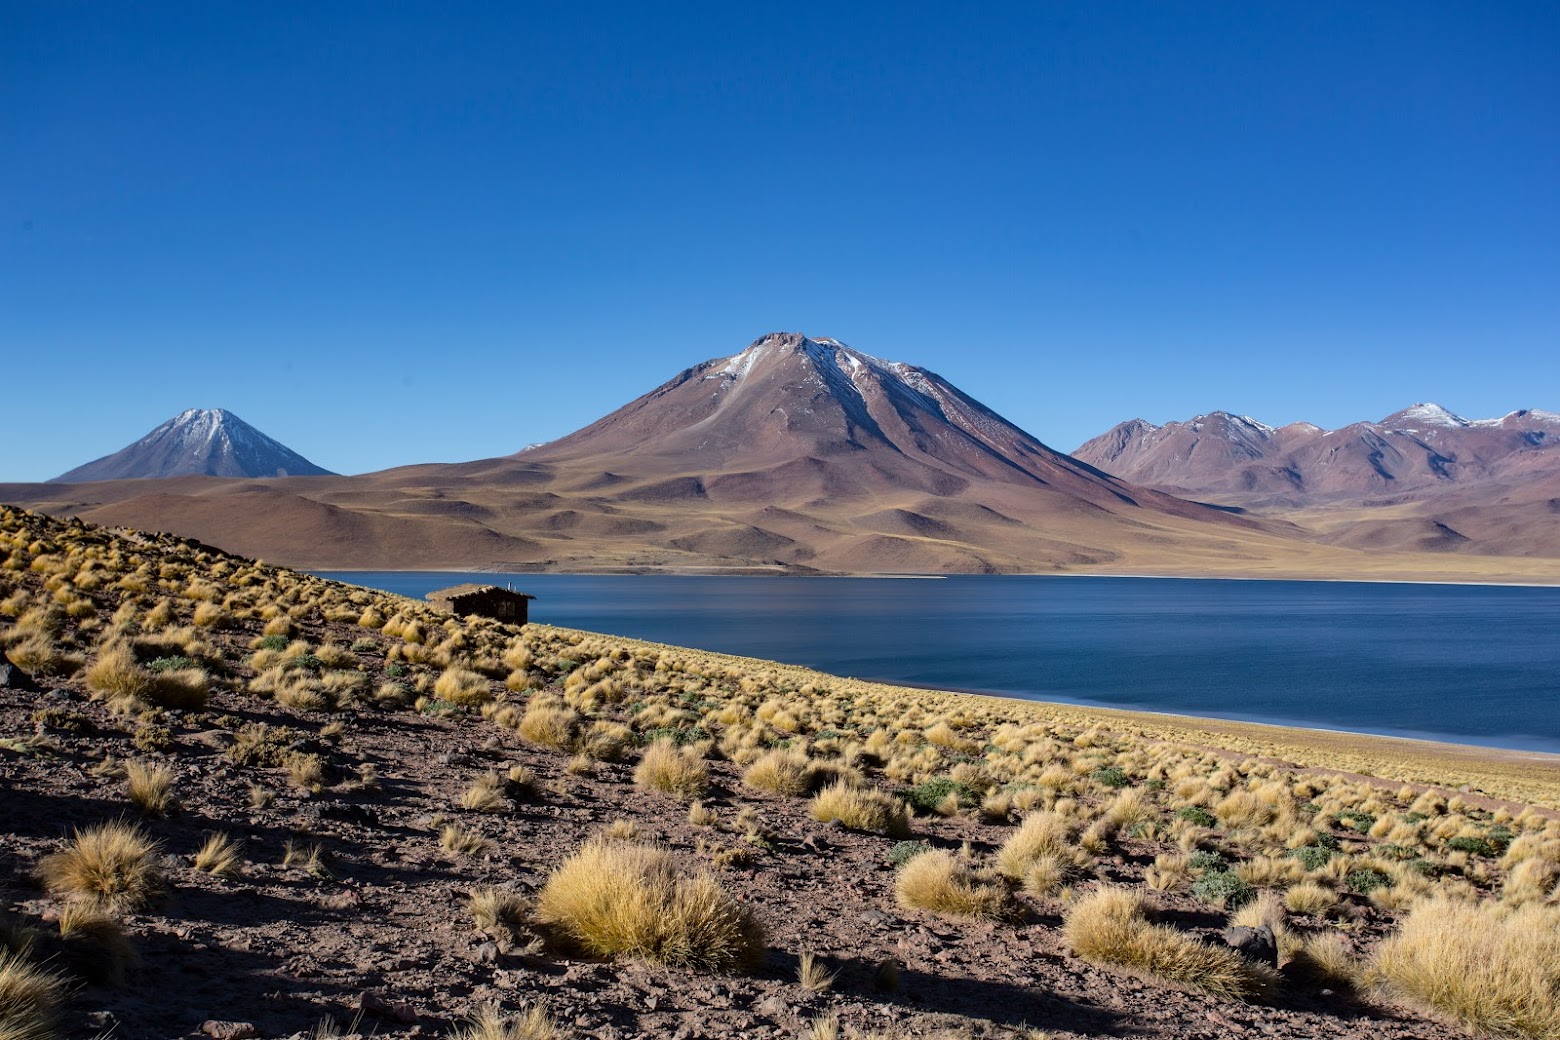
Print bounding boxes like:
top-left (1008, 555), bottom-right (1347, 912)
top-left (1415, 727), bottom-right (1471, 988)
top-left (52, 409), bottom-right (334, 482)
top-left (5, 338), bottom-right (1557, 580)
top-left (1073, 404), bottom-right (1560, 557)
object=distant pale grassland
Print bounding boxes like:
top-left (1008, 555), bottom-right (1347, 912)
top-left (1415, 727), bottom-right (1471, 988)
top-left (3, 503), bottom-right (1559, 1040)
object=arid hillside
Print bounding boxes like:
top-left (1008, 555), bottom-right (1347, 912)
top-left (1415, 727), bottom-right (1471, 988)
top-left (1074, 406), bottom-right (1560, 559)
top-left (6, 335), bottom-right (1560, 582)
top-left (3, 506), bottom-right (1559, 1040)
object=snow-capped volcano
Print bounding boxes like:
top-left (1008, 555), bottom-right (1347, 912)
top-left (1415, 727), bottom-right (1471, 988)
top-left (51, 409), bottom-right (334, 482)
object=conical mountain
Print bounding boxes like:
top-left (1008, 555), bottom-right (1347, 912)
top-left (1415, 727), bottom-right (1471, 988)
top-left (523, 332), bottom-right (1215, 519)
top-left (52, 409), bottom-right (334, 483)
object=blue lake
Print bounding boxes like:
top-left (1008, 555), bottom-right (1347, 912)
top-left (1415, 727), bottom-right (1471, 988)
top-left (315, 572), bottom-right (1560, 754)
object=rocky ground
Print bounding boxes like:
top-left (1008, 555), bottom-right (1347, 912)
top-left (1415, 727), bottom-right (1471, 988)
top-left (2, 676), bottom-right (1477, 1040)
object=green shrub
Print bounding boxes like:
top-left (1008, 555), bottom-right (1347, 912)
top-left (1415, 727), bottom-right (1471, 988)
top-left (1188, 850), bottom-right (1224, 873)
top-left (254, 634), bottom-right (289, 651)
top-left (1176, 806), bottom-right (1217, 828)
top-left (1287, 845), bottom-right (1337, 871)
top-left (146, 655), bottom-right (195, 673)
top-left (905, 777), bottom-right (976, 813)
top-left (1346, 869), bottom-right (1391, 895)
top-left (887, 841), bottom-right (932, 867)
top-left (1090, 766), bottom-right (1131, 788)
top-left (1446, 836), bottom-right (1497, 858)
top-left (1192, 870), bottom-right (1252, 908)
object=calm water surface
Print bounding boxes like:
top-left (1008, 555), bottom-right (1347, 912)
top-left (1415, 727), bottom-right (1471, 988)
top-left (316, 573), bottom-right (1560, 754)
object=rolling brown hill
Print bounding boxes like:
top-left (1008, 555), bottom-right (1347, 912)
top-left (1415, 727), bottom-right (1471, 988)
top-left (4, 336), bottom-right (1559, 580)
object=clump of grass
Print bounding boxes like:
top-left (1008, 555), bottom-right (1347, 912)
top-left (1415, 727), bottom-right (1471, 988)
top-left (192, 833), bottom-right (244, 876)
top-left (282, 840), bottom-right (331, 877)
top-left (1371, 898), bottom-right (1560, 1038)
top-left (995, 812), bottom-right (1073, 880)
top-left (37, 822), bottom-right (163, 911)
top-left (534, 838), bottom-right (765, 972)
top-left (1064, 886), bottom-right (1275, 1001)
top-left (84, 644), bottom-right (150, 702)
top-left (468, 888), bottom-right (529, 942)
top-left (450, 1003), bottom-right (560, 1040)
top-left (441, 823), bottom-right (491, 859)
top-left (633, 739), bottom-right (709, 801)
top-left (434, 667), bottom-right (493, 707)
top-left (742, 749), bottom-right (817, 797)
top-left (0, 948), bottom-right (66, 1039)
top-left (461, 772), bottom-right (510, 812)
top-left (798, 951), bottom-right (837, 993)
top-left (810, 781), bottom-right (910, 837)
top-left (1283, 880), bottom-right (1337, 915)
top-left (124, 760), bottom-right (177, 816)
top-left (893, 849), bottom-right (1010, 920)
top-left (517, 701), bottom-right (579, 750)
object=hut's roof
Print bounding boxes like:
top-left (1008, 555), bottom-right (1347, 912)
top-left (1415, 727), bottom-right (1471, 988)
top-left (424, 584), bottom-right (536, 601)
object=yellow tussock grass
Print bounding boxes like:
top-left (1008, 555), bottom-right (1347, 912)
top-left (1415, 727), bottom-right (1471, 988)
top-left (0, 949), bottom-right (65, 1040)
top-left (996, 812), bottom-right (1074, 880)
top-left (893, 849), bottom-right (1009, 919)
top-left (36, 822), bottom-right (163, 911)
top-left (535, 839), bottom-right (764, 972)
top-left (1371, 898), bottom-right (1560, 1038)
top-left (633, 739), bottom-right (710, 801)
top-left (1064, 887), bottom-right (1275, 1001)
top-left (809, 782), bottom-right (910, 837)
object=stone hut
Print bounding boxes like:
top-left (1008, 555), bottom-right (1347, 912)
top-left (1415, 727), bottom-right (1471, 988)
top-left (424, 584), bottom-right (535, 624)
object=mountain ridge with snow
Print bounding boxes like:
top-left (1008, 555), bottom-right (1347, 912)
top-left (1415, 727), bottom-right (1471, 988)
top-left (51, 408), bottom-right (335, 483)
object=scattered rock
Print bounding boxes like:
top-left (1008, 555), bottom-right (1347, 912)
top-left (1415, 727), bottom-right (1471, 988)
top-left (1222, 924), bottom-right (1279, 968)
top-left (201, 1022), bottom-right (260, 1040)
top-left (358, 990), bottom-right (417, 1024)
top-left (0, 661), bottom-right (37, 691)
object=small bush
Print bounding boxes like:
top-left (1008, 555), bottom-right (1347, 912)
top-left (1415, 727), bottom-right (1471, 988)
top-left (887, 841), bottom-right (931, 868)
top-left (1064, 887), bottom-right (1274, 1001)
top-left (894, 849), bottom-right (1009, 920)
top-left (904, 777), bottom-right (977, 814)
top-left (1090, 766), bottom-right (1131, 788)
top-left (810, 782), bottom-right (910, 837)
top-left (1446, 835), bottom-right (1498, 858)
top-left (1176, 806), bottom-right (1217, 828)
top-left (535, 839), bottom-right (764, 972)
top-left (1287, 845), bottom-right (1336, 871)
top-left (634, 740), bottom-right (709, 801)
top-left (37, 822), bottom-right (163, 910)
top-left (1192, 870), bottom-right (1253, 908)
top-left (0, 949), bottom-right (65, 1039)
top-left (1345, 868), bottom-right (1391, 895)
top-left (1372, 898), bottom-right (1560, 1038)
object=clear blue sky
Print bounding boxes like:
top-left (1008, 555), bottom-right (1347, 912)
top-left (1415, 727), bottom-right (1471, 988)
top-left (4, 2), bottom-right (1557, 480)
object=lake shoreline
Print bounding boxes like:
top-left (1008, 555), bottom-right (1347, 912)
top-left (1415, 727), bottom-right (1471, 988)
top-left (317, 570), bottom-right (1560, 763)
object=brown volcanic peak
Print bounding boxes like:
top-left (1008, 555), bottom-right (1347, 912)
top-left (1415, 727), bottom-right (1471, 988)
top-left (523, 332), bottom-right (1186, 514)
